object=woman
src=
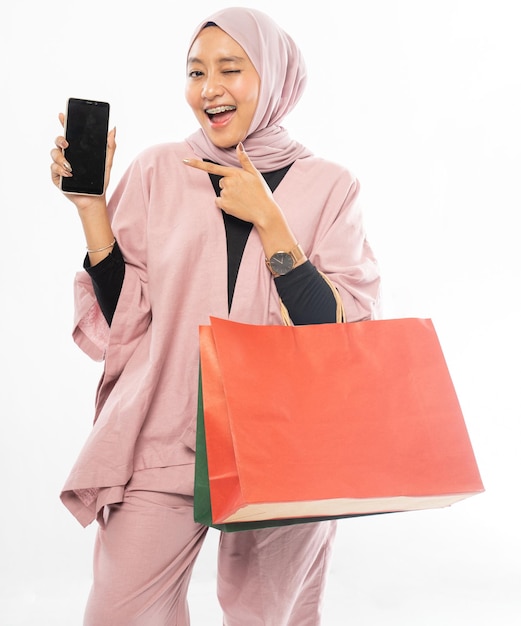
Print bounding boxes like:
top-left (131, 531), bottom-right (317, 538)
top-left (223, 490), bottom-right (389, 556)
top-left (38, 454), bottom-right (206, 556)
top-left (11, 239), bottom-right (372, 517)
top-left (50, 7), bottom-right (380, 625)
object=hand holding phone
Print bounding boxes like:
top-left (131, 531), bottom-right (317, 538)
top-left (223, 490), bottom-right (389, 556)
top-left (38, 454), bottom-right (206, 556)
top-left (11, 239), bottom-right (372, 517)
top-left (60, 97), bottom-right (110, 196)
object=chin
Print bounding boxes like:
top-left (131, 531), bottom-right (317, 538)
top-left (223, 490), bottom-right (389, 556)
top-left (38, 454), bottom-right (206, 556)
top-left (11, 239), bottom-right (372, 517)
top-left (206, 136), bottom-right (238, 150)
top-left (203, 128), bottom-right (243, 150)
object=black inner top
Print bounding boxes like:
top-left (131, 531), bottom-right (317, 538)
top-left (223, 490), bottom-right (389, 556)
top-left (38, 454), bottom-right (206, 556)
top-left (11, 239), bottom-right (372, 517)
top-left (85, 163), bottom-right (337, 326)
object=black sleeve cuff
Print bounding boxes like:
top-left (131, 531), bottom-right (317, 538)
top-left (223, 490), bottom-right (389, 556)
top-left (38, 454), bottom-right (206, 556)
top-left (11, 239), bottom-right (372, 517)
top-left (83, 241), bottom-right (125, 326)
top-left (274, 261), bottom-right (338, 325)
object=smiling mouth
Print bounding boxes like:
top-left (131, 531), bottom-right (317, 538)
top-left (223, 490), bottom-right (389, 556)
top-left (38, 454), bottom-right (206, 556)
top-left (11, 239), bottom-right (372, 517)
top-left (205, 105), bottom-right (236, 122)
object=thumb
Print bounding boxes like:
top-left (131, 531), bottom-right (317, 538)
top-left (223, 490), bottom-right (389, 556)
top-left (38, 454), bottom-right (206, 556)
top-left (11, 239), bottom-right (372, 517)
top-left (236, 142), bottom-right (257, 173)
top-left (103, 126), bottom-right (117, 192)
top-left (105, 127), bottom-right (117, 171)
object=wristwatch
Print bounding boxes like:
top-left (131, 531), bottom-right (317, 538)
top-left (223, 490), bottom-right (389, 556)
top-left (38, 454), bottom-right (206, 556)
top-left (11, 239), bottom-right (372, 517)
top-left (266, 243), bottom-right (305, 277)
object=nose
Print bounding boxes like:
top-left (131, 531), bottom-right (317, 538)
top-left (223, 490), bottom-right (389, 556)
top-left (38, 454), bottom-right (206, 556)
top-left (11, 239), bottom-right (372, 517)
top-left (201, 73), bottom-right (224, 99)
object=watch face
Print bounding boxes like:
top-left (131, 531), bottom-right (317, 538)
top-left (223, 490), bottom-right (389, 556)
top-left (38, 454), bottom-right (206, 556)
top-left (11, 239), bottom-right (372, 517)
top-left (269, 252), bottom-right (294, 276)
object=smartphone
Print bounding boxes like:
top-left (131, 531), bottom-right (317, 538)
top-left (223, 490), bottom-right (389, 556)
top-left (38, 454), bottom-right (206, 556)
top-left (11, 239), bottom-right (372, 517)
top-left (60, 97), bottom-right (110, 195)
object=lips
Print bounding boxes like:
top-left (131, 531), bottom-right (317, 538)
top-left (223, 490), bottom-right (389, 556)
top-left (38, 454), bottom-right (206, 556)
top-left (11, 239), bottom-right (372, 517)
top-left (205, 105), bottom-right (236, 126)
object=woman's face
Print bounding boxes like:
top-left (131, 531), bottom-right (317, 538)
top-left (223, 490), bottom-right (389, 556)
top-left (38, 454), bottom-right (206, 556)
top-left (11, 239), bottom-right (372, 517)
top-left (186, 26), bottom-right (261, 149)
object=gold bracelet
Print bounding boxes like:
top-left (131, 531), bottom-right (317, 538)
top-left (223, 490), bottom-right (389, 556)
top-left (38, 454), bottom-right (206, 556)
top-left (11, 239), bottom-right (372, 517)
top-left (86, 238), bottom-right (116, 254)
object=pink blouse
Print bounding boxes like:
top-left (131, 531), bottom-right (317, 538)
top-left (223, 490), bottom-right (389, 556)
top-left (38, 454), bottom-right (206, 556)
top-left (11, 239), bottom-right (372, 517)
top-left (61, 141), bottom-right (381, 526)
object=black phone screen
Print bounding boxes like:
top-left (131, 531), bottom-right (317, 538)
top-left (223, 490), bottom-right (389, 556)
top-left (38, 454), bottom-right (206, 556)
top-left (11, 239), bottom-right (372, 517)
top-left (61, 98), bottom-right (110, 195)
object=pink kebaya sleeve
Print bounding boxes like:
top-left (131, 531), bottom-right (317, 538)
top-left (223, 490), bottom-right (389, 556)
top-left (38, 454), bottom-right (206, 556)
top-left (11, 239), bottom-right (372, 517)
top-left (71, 156), bottom-right (152, 410)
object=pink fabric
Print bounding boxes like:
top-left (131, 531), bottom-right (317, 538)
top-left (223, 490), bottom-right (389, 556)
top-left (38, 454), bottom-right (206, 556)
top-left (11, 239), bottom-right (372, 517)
top-left (185, 7), bottom-right (313, 171)
top-left (218, 521), bottom-right (337, 625)
top-left (84, 489), bottom-right (208, 625)
top-left (82, 472), bottom-right (336, 625)
top-left (73, 272), bottom-right (109, 362)
top-left (61, 141), bottom-right (380, 527)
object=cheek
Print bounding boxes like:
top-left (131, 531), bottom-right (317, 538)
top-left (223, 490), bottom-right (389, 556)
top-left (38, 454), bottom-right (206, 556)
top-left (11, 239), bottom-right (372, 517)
top-left (244, 88), bottom-right (260, 125)
top-left (235, 81), bottom-right (260, 115)
top-left (246, 89), bottom-right (259, 106)
top-left (243, 78), bottom-right (261, 112)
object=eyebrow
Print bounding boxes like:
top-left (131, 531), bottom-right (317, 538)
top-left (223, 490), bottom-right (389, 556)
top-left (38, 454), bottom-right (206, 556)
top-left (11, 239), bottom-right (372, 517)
top-left (187, 55), bottom-right (246, 65)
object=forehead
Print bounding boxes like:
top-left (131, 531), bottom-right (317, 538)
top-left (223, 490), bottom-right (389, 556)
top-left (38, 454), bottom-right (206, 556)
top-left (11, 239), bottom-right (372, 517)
top-left (187, 26), bottom-right (251, 65)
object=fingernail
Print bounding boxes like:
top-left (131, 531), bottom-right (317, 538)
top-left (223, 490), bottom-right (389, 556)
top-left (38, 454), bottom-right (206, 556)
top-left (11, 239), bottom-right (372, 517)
top-left (182, 158), bottom-right (191, 164)
top-left (63, 161), bottom-right (72, 172)
top-left (237, 142), bottom-right (245, 152)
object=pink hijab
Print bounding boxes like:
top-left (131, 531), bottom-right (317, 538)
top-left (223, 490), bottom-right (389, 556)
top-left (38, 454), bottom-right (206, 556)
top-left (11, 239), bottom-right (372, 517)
top-left (185, 7), bottom-right (313, 172)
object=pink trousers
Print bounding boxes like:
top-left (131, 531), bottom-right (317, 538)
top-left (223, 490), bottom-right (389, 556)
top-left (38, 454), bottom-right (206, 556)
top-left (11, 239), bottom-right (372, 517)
top-left (83, 488), bottom-right (337, 626)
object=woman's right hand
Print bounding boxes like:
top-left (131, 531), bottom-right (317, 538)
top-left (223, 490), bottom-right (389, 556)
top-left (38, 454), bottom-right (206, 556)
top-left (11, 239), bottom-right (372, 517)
top-left (50, 113), bottom-right (118, 265)
top-left (50, 112), bottom-right (117, 212)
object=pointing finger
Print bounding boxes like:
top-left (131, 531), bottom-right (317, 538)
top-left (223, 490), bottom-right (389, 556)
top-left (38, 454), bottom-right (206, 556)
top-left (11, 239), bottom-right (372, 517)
top-left (235, 142), bottom-right (257, 173)
top-left (182, 158), bottom-right (232, 177)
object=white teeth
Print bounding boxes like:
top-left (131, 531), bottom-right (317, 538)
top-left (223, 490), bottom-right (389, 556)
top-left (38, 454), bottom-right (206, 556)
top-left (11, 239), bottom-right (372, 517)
top-left (206, 105), bottom-right (236, 114)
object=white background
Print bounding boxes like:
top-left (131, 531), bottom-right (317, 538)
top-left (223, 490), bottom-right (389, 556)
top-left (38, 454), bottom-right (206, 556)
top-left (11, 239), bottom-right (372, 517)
top-left (1, 0), bottom-right (520, 624)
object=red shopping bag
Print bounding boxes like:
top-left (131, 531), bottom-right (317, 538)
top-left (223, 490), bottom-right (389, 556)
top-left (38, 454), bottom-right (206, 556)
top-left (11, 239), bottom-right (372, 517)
top-left (197, 317), bottom-right (483, 526)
